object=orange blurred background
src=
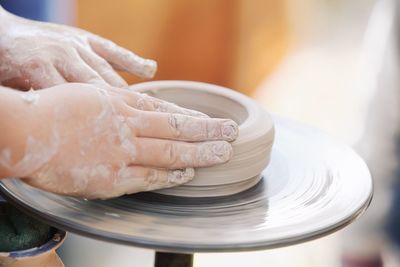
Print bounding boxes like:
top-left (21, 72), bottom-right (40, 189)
top-left (76, 0), bottom-right (290, 95)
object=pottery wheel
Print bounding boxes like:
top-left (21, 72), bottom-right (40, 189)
top-left (0, 117), bottom-right (372, 253)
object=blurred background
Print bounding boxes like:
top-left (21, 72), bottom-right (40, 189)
top-left (1, 0), bottom-right (399, 266)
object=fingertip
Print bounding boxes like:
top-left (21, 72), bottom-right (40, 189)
top-left (221, 120), bottom-right (239, 141)
top-left (211, 141), bottom-right (234, 162)
top-left (114, 56), bottom-right (157, 79)
top-left (137, 59), bottom-right (157, 79)
top-left (167, 168), bottom-right (195, 185)
top-left (196, 141), bottom-right (234, 167)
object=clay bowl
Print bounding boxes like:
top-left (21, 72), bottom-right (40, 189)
top-left (129, 81), bottom-right (274, 197)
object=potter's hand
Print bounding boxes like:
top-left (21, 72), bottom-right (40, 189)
top-left (0, 84), bottom-right (238, 199)
top-left (0, 6), bottom-right (156, 90)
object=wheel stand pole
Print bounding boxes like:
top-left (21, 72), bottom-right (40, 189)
top-left (154, 251), bottom-right (194, 267)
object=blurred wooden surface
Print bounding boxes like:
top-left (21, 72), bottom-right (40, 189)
top-left (76, 0), bottom-right (290, 95)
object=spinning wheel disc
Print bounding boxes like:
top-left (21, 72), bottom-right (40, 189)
top-left (0, 117), bottom-right (372, 253)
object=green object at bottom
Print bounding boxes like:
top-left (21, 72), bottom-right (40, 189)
top-left (0, 204), bottom-right (52, 252)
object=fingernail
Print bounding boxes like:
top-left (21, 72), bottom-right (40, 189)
top-left (168, 168), bottom-right (195, 184)
top-left (222, 120), bottom-right (239, 141)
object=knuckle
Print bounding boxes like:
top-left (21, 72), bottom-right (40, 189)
top-left (22, 58), bottom-right (47, 71)
top-left (136, 98), bottom-right (145, 110)
top-left (167, 113), bottom-right (181, 138)
top-left (145, 169), bottom-right (159, 186)
top-left (51, 45), bottom-right (72, 57)
top-left (151, 100), bottom-right (162, 112)
top-left (165, 142), bottom-right (179, 166)
top-left (135, 94), bottom-right (150, 110)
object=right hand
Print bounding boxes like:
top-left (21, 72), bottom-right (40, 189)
top-left (9, 84), bottom-right (238, 199)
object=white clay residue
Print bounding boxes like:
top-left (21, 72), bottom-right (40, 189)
top-left (167, 168), bottom-right (195, 184)
top-left (114, 116), bottom-right (137, 160)
top-left (168, 114), bottom-right (237, 141)
top-left (134, 92), bottom-right (209, 118)
top-left (69, 164), bottom-right (111, 193)
top-left (20, 89), bottom-right (40, 105)
top-left (179, 141), bottom-right (232, 166)
top-left (0, 131), bottom-right (60, 177)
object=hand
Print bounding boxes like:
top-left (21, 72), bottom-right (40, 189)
top-left (0, 7), bottom-right (156, 90)
top-left (3, 84), bottom-right (238, 199)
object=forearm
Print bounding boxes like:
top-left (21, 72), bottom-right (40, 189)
top-left (0, 86), bottom-right (37, 178)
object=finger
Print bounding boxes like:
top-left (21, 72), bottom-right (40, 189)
top-left (127, 111), bottom-right (238, 142)
top-left (125, 90), bottom-right (209, 118)
top-left (85, 167), bottom-right (194, 199)
top-left (88, 35), bottom-right (157, 79)
top-left (112, 166), bottom-right (195, 196)
top-left (54, 50), bottom-right (107, 85)
top-left (25, 165), bottom-right (194, 199)
top-left (108, 87), bottom-right (209, 117)
top-left (133, 138), bottom-right (233, 169)
top-left (77, 47), bottom-right (128, 88)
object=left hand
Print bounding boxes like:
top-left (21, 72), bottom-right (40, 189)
top-left (0, 83), bottom-right (237, 199)
top-left (0, 6), bottom-right (156, 90)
